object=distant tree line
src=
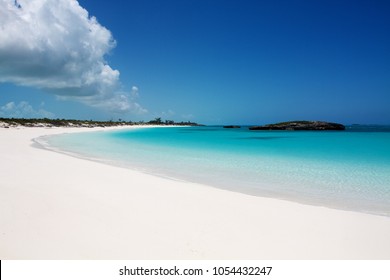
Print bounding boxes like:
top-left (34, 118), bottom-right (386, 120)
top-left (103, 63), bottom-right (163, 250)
top-left (146, 117), bottom-right (198, 126)
top-left (0, 117), bottom-right (201, 128)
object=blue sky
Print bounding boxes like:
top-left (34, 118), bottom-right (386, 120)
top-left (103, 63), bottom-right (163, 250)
top-left (0, 0), bottom-right (389, 124)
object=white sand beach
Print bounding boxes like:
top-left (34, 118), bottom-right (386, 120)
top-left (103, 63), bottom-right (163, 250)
top-left (1, 126), bottom-right (390, 259)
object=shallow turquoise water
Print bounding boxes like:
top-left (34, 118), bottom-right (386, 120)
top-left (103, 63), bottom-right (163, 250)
top-left (44, 126), bottom-right (390, 216)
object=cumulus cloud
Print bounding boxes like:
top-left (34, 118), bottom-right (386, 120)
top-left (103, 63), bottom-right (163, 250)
top-left (0, 0), bottom-right (146, 114)
top-left (0, 101), bottom-right (55, 118)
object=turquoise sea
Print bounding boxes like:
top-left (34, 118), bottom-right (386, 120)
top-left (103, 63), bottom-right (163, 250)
top-left (42, 125), bottom-right (390, 216)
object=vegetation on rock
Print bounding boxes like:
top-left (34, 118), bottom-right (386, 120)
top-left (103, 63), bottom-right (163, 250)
top-left (249, 121), bottom-right (345, 131)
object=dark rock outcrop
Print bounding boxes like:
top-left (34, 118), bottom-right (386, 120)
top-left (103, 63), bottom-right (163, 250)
top-left (249, 121), bottom-right (345, 131)
top-left (223, 125), bottom-right (241, 128)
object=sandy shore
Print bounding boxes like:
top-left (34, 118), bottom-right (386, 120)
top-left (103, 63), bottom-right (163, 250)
top-left (1, 126), bottom-right (390, 259)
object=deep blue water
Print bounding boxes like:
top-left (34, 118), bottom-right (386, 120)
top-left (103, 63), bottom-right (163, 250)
top-left (43, 125), bottom-right (390, 216)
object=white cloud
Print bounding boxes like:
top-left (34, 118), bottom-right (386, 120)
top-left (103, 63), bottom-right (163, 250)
top-left (161, 109), bottom-right (175, 118)
top-left (182, 113), bottom-right (195, 120)
top-left (0, 101), bottom-right (55, 118)
top-left (131, 86), bottom-right (139, 98)
top-left (0, 0), bottom-right (146, 114)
